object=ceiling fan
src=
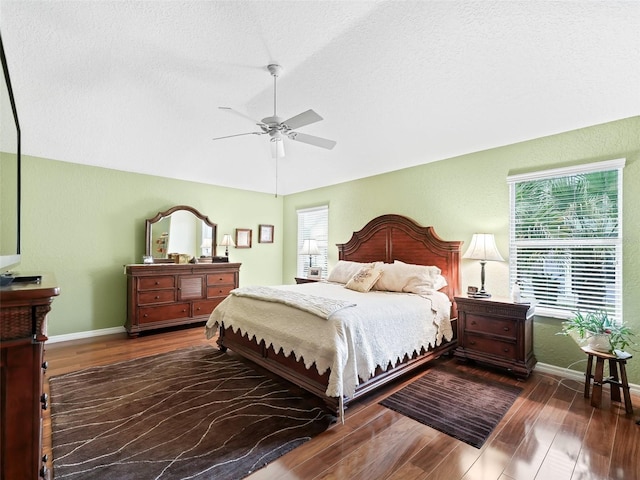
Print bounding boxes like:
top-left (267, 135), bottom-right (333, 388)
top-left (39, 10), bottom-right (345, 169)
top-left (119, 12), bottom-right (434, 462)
top-left (213, 64), bottom-right (336, 159)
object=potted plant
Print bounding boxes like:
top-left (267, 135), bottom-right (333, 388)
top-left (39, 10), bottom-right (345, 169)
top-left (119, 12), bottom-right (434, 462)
top-left (558, 310), bottom-right (636, 354)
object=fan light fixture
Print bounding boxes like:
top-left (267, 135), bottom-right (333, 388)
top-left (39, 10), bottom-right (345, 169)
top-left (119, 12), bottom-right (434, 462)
top-left (463, 233), bottom-right (504, 298)
top-left (219, 234), bottom-right (235, 257)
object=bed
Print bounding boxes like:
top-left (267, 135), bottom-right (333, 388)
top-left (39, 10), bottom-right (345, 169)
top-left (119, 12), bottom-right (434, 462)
top-left (206, 214), bottom-right (462, 414)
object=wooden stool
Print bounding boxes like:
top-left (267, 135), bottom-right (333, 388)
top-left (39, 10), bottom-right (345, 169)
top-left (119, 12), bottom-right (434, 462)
top-left (582, 346), bottom-right (633, 414)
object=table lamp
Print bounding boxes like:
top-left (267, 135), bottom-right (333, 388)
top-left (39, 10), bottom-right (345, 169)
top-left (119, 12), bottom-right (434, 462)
top-left (463, 233), bottom-right (504, 298)
top-left (299, 239), bottom-right (320, 268)
top-left (219, 234), bottom-right (235, 257)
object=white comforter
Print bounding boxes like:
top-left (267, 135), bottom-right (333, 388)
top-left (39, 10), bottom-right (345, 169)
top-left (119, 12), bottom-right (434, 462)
top-left (205, 282), bottom-right (452, 400)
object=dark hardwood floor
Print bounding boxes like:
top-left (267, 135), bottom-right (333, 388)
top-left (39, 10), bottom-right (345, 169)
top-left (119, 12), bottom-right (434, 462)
top-left (43, 326), bottom-right (640, 480)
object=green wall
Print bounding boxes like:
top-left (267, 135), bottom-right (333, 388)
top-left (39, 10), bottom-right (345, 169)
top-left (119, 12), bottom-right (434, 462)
top-left (18, 157), bottom-right (283, 336)
top-left (13, 116), bottom-right (639, 384)
top-left (283, 116), bottom-right (640, 384)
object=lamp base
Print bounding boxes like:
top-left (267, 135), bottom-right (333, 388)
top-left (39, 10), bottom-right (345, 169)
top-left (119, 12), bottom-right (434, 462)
top-left (471, 292), bottom-right (492, 298)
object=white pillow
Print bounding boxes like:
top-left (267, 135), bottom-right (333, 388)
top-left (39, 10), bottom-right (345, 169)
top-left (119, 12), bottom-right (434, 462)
top-left (345, 263), bottom-right (383, 293)
top-left (327, 261), bottom-right (371, 284)
top-left (374, 261), bottom-right (442, 293)
top-left (372, 263), bottom-right (410, 292)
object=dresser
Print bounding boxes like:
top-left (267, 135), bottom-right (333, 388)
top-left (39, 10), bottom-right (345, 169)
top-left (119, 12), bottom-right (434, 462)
top-left (454, 296), bottom-right (536, 378)
top-left (125, 263), bottom-right (240, 337)
top-left (1, 274), bottom-right (59, 479)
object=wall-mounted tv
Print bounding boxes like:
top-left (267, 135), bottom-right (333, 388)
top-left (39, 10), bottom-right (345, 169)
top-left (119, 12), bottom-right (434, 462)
top-left (0, 32), bottom-right (21, 272)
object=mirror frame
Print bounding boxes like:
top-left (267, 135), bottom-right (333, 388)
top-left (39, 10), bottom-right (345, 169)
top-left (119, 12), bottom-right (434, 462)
top-left (145, 205), bottom-right (217, 261)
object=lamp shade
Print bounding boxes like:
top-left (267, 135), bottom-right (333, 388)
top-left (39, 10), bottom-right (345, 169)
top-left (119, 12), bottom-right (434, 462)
top-left (463, 234), bottom-right (504, 262)
top-left (219, 234), bottom-right (235, 247)
top-left (299, 239), bottom-right (320, 256)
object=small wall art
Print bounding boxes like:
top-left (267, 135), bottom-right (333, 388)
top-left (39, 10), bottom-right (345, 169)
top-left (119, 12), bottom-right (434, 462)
top-left (235, 228), bottom-right (252, 248)
top-left (258, 224), bottom-right (274, 243)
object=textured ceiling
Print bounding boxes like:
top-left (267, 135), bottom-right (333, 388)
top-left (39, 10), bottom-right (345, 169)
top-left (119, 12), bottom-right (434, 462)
top-left (1, 1), bottom-right (639, 195)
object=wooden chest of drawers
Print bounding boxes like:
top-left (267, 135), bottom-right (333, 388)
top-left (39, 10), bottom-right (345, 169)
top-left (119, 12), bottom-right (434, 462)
top-left (126, 263), bottom-right (240, 337)
top-left (1, 274), bottom-right (59, 479)
top-left (454, 296), bottom-right (536, 378)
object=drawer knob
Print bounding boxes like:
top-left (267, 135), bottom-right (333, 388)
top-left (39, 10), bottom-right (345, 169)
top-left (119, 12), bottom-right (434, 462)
top-left (503, 348), bottom-right (510, 352)
top-left (143, 313), bottom-right (148, 318)
top-left (155, 281), bottom-right (160, 285)
top-left (503, 327), bottom-right (510, 331)
top-left (40, 466), bottom-right (48, 478)
top-left (42, 454), bottom-right (48, 463)
top-left (41, 393), bottom-right (48, 410)
top-left (470, 320), bottom-right (477, 325)
top-left (155, 295), bottom-right (160, 299)
top-left (42, 361), bottom-right (48, 371)
top-left (470, 340), bottom-right (476, 345)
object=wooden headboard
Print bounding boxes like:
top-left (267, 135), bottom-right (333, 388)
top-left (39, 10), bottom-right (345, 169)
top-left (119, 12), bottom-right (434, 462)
top-left (337, 214), bottom-right (463, 318)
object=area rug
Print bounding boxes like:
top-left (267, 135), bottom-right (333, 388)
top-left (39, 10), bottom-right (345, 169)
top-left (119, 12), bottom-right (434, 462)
top-left (49, 346), bottom-right (334, 479)
top-left (380, 367), bottom-right (522, 448)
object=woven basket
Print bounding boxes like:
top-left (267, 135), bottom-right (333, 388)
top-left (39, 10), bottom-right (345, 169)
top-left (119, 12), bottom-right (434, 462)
top-left (0, 307), bottom-right (32, 340)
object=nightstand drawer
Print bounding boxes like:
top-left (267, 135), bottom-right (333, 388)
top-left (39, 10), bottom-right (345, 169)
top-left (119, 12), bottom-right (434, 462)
top-left (464, 333), bottom-right (517, 361)
top-left (465, 314), bottom-right (516, 340)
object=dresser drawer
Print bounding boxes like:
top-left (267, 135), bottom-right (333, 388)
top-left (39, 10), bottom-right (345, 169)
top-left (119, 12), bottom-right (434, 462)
top-left (138, 290), bottom-right (175, 305)
top-left (465, 314), bottom-right (517, 340)
top-left (139, 303), bottom-right (190, 323)
top-left (463, 333), bottom-right (517, 361)
top-left (138, 276), bottom-right (174, 290)
top-left (207, 272), bottom-right (236, 285)
top-left (207, 284), bottom-right (235, 298)
top-left (193, 299), bottom-right (224, 317)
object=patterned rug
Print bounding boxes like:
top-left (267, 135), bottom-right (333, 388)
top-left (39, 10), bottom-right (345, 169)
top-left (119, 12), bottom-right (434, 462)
top-left (380, 367), bottom-right (522, 448)
top-left (49, 346), bottom-right (334, 479)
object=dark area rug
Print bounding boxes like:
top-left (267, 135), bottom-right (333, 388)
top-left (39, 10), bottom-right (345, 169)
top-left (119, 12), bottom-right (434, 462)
top-left (49, 346), bottom-right (334, 479)
top-left (380, 367), bottom-right (522, 448)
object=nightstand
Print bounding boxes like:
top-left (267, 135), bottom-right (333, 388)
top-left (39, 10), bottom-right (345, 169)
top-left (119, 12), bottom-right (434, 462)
top-left (454, 296), bottom-right (536, 379)
top-left (295, 277), bottom-right (319, 284)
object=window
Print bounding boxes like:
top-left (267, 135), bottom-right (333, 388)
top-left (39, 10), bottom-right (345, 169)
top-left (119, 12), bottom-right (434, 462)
top-left (297, 205), bottom-right (328, 278)
top-left (507, 158), bottom-right (624, 321)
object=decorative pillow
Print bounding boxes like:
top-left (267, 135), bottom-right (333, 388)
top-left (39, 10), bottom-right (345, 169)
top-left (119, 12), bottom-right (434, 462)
top-left (345, 264), bottom-right (383, 293)
top-left (327, 261), bottom-right (370, 284)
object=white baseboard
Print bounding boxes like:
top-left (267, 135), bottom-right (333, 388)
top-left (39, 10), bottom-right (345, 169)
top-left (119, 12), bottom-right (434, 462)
top-left (536, 361), bottom-right (640, 396)
top-left (48, 326), bottom-right (126, 344)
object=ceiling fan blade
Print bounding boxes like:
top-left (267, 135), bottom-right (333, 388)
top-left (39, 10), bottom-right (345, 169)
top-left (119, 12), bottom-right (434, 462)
top-left (288, 131), bottom-right (336, 150)
top-left (282, 109), bottom-right (323, 130)
top-left (218, 107), bottom-right (265, 127)
top-left (212, 132), bottom-right (263, 141)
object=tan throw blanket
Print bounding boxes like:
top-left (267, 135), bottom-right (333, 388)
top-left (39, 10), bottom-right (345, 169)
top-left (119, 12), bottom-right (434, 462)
top-left (231, 286), bottom-right (356, 319)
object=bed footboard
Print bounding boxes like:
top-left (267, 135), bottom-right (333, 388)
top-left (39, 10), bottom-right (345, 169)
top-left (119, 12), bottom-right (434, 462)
top-left (217, 319), bottom-right (458, 414)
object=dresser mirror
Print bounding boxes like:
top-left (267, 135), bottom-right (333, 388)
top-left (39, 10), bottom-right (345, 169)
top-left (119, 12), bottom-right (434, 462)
top-left (145, 205), bottom-right (217, 261)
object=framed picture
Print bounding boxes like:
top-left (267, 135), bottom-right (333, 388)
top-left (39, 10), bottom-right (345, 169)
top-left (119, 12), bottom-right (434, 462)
top-left (308, 267), bottom-right (322, 279)
top-left (235, 228), bottom-right (252, 248)
top-left (258, 224), bottom-right (274, 243)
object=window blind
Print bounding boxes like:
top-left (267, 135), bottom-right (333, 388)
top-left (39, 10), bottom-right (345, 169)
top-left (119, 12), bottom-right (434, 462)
top-left (296, 205), bottom-right (329, 278)
top-left (507, 159), bottom-right (624, 321)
